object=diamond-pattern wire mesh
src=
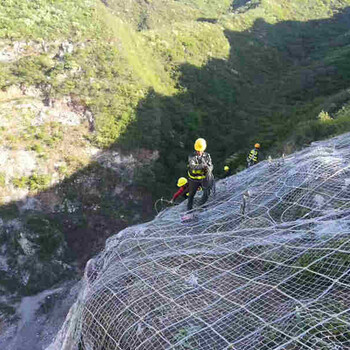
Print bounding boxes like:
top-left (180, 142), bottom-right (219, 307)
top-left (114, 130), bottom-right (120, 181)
top-left (49, 133), bottom-right (350, 350)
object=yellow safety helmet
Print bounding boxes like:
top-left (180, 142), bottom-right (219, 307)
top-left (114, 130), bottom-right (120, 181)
top-left (255, 143), bottom-right (261, 149)
top-left (194, 138), bottom-right (207, 152)
top-left (177, 177), bottom-right (188, 187)
top-left (224, 165), bottom-right (229, 172)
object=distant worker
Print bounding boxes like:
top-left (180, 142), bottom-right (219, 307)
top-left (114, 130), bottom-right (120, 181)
top-left (170, 177), bottom-right (189, 203)
top-left (187, 138), bottom-right (214, 211)
top-left (247, 143), bottom-right (261, 168)
top-left (224, 165), bottom-right (230, 178)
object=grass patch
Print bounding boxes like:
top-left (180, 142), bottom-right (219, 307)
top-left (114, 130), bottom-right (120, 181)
top-left (0, 0), bottom-right (105, 40)
top-left (0, 173), bottom-right (5, 187)
top-left (12, 176), bottom-right (29, 189)
top-left (12, 174), bottom-right (51, 191)
top-left (22, 122), bottom-right (64, 151)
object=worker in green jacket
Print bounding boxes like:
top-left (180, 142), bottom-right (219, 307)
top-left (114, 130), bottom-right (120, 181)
top-left (247, 143), bottom-right (261, 168)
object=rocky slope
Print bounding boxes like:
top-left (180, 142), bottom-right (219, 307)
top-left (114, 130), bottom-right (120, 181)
top-left (48, 132), bottom-right (350, 350)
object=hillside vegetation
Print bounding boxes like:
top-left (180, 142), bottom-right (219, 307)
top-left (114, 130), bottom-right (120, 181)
top-left (1, 0), bottom-right (350, 188)
top-left (0, 0), bottom-right (350, 314)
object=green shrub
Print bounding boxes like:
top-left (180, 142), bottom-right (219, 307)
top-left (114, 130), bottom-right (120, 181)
top-left (133, 164), bottom-right (157, 190)
top-left (12, 176), bottom-right (29, 189)
top-left (0, 0), bottom-right (105, 40)
top-left (58, 165), bottom-right (69, 177)
top-left (318, 110), bottom-right (332, 122)
top-left (12, 174), bottom-right (51, 191)
top-left (0, 173), bottom-right (6, 187)
top-left (25, 215), bottom-right (64, 259)
top-left (13, 57), bottom-right (48, 86)
top-left (29, 143), bottom-right (45, 154)
top-left (28, 173), bottom-right (51, 191)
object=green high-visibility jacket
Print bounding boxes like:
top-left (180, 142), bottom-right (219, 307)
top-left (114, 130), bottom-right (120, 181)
top-left (247, 148), bottom-right (259, 163)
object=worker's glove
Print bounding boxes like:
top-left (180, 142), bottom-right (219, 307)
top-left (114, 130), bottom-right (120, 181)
top-left (170, 199), bottom-right (174, 204)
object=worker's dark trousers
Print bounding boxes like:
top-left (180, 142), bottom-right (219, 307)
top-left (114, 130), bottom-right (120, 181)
top-left (247, 160), bottom-right (256, 168)
top-left (187, 177), bottom-right (210, 211)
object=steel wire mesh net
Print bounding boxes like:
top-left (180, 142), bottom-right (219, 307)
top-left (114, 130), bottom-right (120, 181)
top-left (49, 133), bottom-right (350, 350)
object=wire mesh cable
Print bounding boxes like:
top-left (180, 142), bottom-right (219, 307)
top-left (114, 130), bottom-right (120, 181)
top-left (48, 133), bottom-right (350, 350)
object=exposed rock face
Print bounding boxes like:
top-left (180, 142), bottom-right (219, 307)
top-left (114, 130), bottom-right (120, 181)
top-left (0, 216), bottom-right (74, 310)
top-left (0, 149), bottom-right (37, 178)
top-left (231, 0), bottom-right (261, 13)
top-left (19, 197), bottom-right (42, 212)
top-left (0, 82), bottom-right (92, 203)
top-left (0, 40), bottom-right (76, 64)
top-left (32, 104), bottom-right (84, 126)
top-left (0, 82), bottom-right (157, 308)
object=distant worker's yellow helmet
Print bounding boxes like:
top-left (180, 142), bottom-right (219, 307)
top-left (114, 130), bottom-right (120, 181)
top-left (177, 177), bottom-right (188, 187)
top-left (194, 138), bottom-right (207, 152)
top-left (224, 166), bottom-right (229, 172)
top-left (254, 143), bottom-right (261, 149)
